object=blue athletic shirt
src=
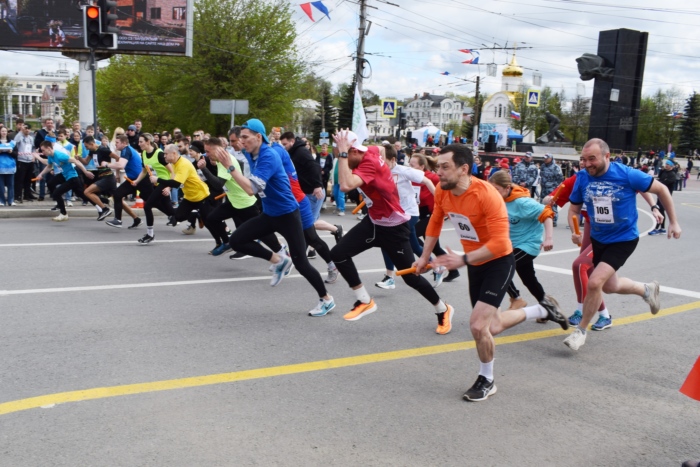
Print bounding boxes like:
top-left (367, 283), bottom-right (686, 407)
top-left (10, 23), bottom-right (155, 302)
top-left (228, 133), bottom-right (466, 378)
top-left (243, 143), bottom-right (298, 216)
top-left (570, 162), bottom-right (653, 243)
top-left (121, 145), bottom-right (143, 180)
top-left (48, 147), bottom-right (78, 180)
top-left (271, 143), bottom-right (315, 229)
top-left (506, 197), bottom-right (546, 257)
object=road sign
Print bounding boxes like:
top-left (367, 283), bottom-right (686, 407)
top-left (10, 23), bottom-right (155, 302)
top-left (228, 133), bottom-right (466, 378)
top-left (381, 99), bottom-right (398, 118)
top-left (210, 99), bottom-right (249, 127)
top-left (319, 138), bottom-right (330, 145)
top-left (320, 131), bottom-right (329, 138)
top-left (526, 89), bottom-right (540, 107)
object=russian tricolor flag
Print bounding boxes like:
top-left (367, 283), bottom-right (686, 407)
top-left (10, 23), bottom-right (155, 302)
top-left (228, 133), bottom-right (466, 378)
top-left (511, 110), bottom-right (521, 120)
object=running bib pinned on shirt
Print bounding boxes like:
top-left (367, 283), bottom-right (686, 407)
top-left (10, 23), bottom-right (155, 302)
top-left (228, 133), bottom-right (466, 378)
top-left (412, 186), bottom-right (421, 205)
top-left (592, 196), bottom-right (613, 224)
top-left (447, 212), bottom-right (480, 242)
top-left (357, 188), bottom-right (373, 208)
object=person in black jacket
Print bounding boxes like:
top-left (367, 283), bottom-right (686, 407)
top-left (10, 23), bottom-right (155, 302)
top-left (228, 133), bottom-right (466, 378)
top-left (280, 132), bottom-right (343, 258)
top-left (316, 143), bottom-right (333, 193)
top-left (649, 159), bottom-right (677, 236)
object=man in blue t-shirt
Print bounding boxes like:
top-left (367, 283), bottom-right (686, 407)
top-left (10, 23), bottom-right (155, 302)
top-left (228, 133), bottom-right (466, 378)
top-left (226, 119), bottom-right (335, 317)
top-left (105, 134), bottom-right (148, 229)
top-left (564, 138), bottom-right (681, 351)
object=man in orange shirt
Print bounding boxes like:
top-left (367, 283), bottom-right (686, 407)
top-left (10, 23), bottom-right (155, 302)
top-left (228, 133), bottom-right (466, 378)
top-left (415, 144), bottom-right (568, 402)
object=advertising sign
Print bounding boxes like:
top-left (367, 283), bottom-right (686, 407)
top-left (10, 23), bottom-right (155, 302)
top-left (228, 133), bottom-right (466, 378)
top-left (0, 0), bottom-right (193, 56)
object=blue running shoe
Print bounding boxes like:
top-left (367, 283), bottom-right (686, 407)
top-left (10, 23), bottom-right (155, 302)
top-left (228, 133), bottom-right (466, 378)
top-left (211, 243), bottom-right (232, 257)
top-left (568, 310), bottom-right (583, 326)
top-left (658, 228), bottom-right (667, 234)
top-left (270, 255), bottom-right (294, 286)
top-left (647, 229), bottom-right (659, 236)
top-left (591, 314), bottom-right (612, 331)
top-left (309, 297), bottom-right (336, 317)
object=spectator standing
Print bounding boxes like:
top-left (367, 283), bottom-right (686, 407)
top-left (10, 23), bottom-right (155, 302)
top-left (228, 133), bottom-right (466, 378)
top-left (13, 123), bottom-right (36, 203)
top-left (539, 154), bottom-right (564, 226)
top-left (511, 152), bottom-right (538, 197)
top-left (0, 126), bottom-right (16, 206)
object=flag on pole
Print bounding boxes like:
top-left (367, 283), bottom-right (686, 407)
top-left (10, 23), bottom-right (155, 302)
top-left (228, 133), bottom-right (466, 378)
top-left (459, 49), bottom-right (479, 64)
top-left (458, 49), bottom-right (472, 54)
top-left (352, 83), bottom-right (369, 145)
top-left (311, 1), bottom-right (331, 20)
top-left (511, 110), bottom-right (521, 120)
top-left (300, 3), bottom-right (314, 21)
top-left (440, 71), bottom-right (450, 76)
top-left (447, 130), bottom-right (454, 144)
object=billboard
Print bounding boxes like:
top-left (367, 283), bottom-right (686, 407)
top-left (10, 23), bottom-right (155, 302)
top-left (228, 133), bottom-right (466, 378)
top-left (0, 0), bottom-right (193, 56)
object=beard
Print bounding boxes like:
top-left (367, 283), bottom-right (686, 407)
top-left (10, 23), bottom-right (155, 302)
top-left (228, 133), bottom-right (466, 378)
top-left (440, 179), bottom-right (458, 190)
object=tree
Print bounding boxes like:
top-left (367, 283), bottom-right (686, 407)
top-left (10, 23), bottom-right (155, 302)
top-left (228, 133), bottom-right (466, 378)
top-left (311, 82), bottom-right (336, 144)
top-left (64, 0), bottom-right (305, 136)
top-left (336, 77), bottom-right (356, 130)
top-left (678, 92), bottom-right (700, 154)
top-left (561, 96), bottom-right (590, 147)
top-left (637, 88), bottom-right (684, 150)
top-left (62, 76), bottom-right (79, 127)
top-left (361, 88), bottom-right (380, 107)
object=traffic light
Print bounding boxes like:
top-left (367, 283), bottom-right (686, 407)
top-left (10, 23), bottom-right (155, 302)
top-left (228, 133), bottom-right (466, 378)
top-left (83, 5), bottom-right (101, 48)
top-left (99, 0), bottom-right (119, 36)
top-left (399, 107), bottom-right (407, 130)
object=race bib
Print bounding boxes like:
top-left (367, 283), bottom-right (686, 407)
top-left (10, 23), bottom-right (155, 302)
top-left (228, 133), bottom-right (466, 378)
top-left (447, 212), bottom-right (480, 242)
top-left (592, 196), bottom-right (613, 224)
top-left (92, 154), bottom-right (98, 165)
top-left (412, 185), bottom-right (421, 205)
top-left (357, 188), bottom-right (373, 208)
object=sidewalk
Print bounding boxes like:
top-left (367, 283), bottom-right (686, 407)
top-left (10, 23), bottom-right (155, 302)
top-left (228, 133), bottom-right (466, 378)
top-left (0, 198), bottom-right (153, 219)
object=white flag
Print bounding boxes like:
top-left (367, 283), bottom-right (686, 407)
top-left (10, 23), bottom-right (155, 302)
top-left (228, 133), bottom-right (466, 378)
top-left (352, 83), bottom-right (369, 144)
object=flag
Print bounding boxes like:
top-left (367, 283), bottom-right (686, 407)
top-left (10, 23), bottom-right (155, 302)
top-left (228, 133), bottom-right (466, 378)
top-left (458, 49), bottom-right (472, 54)
top-left (300, 2), bottom-right (314, 21)
top-left (311, 1), bottom-right (330, 20)
top-left (447, 130), bottom-right (454, 144)
top-left (352, 83), bottom-right (369, 145)
top-left (511, 110), bottom-right (521, 120)
top-left (440, 71), bottom-right (450, 76)
top-left (672, 111), bottom-right (682, 118)
top-left (459, 50), bottom-right (479, 64)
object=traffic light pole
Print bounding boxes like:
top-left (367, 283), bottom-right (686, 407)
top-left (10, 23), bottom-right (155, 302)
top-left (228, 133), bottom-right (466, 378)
top-left (90, 48), bottom-right (98, 131)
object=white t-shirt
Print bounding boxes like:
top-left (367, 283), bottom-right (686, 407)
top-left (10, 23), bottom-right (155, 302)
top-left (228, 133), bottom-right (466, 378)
top-left (391, 164), bottom-right (424, 217)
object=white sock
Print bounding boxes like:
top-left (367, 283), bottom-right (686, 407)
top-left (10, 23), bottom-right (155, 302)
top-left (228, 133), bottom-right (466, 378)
top-left (523, 305), bottom-right (547, 320)
top-left (354, 286), bottom-right (371, 304)
top-left (95, 205), bottom-right (102, 213)
top-left (323, 295), bottom-right (333, 304)
top-left (147, 227), bottom-right (154, 236)
top-left (599, 308), bottom-right (610, 319)
top-left (479, 360), bottom-right (494, 382)
top-left (327, 261), bottom-right (336, 270)
top-left (434, 300), bottom-right (447, 314)
top-left (576, 302), bottom-right (583, 312)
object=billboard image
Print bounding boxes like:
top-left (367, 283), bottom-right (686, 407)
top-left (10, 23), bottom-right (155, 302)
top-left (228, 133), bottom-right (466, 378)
top-left (0, 0), bottom-right (193, 56)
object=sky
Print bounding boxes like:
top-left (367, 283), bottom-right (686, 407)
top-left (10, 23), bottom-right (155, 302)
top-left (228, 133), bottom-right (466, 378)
top-left (3, 0), bottom-right (700, 110)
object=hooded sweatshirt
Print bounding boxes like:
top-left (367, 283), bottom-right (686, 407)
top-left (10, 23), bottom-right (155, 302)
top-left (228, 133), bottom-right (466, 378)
top-left (503, 185), bottom-right (554, 257)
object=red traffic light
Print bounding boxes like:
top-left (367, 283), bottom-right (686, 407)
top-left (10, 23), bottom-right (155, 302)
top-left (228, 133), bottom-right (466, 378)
top-left (86, 6), bottom-right (99, 19)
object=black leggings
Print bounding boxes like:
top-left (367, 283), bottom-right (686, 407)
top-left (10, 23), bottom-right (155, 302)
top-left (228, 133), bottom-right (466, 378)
top-left (228, 209), bottom-right (327, 298)
top-left (415, 213), bottom-right (447, 256)
top-left (172, 198), bottom-right (212, 231)
top-left (113, 178), bottom-right (153, 220)
top-left (206, 198), bottom-right (281, 250)
top-left (329, 216), bottom-right (440, 305)
top-left (304, 226), bottom-right (332, 264)
top-left (144, 185), bottom-right (175, 227)
top-left (52, 177), bottom-right (88, 215)
top-left (506, 248), bottom-right (546, 302)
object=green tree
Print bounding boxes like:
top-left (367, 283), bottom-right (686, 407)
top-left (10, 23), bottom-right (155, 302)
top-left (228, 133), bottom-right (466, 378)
top-left (637, 88), bottom-right (684, 150)
top-left (62, 76), bottom-right (79, 127)
top-left (561, 96), bottom-right (590, 147)
top-left (311, 82), bottom-right (336, 144)
top-left (336, 77), bottom-right (356, 130)
top-left (678, 92), bottom-right (700, 154)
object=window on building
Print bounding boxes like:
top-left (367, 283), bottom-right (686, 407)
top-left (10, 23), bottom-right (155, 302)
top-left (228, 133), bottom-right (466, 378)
top-left (173, 7), bottom-right (186, 20)
top-left (150, 7), bottom-right (161, 20)
top-left (498, 104), bottom-right (502, 118)
top-left (26, 83), bottom-right (33, 89)
top-left (36, 85), bottom-right (42, 89)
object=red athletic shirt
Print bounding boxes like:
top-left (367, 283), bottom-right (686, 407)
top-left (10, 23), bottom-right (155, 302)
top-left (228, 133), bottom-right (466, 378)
top-left (353, 147), bottom-right (409, 227)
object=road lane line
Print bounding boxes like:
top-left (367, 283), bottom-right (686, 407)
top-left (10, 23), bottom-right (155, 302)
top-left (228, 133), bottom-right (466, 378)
top-left (1, 300), bottom-right (698, 417)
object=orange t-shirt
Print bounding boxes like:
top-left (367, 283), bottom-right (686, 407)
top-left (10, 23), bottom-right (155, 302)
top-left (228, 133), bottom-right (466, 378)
top-left (426, 177), bottom-right (512, 265)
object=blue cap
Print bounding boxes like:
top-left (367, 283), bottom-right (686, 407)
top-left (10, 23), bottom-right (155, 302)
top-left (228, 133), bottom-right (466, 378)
top-left (241, 119), bottom-right (269, 144)
top-left (664, 159), bottom-right (674, 166)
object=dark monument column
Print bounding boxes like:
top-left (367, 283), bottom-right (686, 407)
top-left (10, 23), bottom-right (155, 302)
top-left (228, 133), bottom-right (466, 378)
top-left (582, 28), bottom-right (648, 151)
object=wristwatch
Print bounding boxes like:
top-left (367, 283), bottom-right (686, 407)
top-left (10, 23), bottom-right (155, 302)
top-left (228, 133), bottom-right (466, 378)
top-left (339, 152), bottom-right (348, 159)
top-left (462, 254), bottom-right (469, 266)
top-left (228, 165), bottom-right (236, 173)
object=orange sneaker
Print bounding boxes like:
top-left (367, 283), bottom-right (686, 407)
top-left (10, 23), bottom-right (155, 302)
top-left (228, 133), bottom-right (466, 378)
top-left (436, 304), bottom-right (454, 335)
top-left (343, 299), bottom-right (377, 321)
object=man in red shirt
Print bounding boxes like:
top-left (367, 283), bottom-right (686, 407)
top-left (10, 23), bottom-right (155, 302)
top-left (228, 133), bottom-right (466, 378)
top-left (330, 130), bottom-right (454, 333)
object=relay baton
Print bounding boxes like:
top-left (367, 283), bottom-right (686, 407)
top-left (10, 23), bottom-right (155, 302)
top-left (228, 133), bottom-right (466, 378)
top-left (573, 217), bottom-right (582, 247)
top-left (396, 264), bottom-right (432, 276)
top-left (352, 200), bottom-right (366, 215)
top-left (214, 193), bottom-right (226, 201)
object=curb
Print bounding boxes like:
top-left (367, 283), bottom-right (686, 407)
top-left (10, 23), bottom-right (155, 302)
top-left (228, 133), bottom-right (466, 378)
top-left (0, 207), bottom-right (158, 219)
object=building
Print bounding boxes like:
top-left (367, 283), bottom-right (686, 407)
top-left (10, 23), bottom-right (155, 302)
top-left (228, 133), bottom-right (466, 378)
top-left (364, 104), bottom-right (393, 141)
top-left (291, 99), bottom-right (319, 137)
top-left (2, 65), bottom-right (72, 126)
top-left (403, 93), bottom-right (464, 131)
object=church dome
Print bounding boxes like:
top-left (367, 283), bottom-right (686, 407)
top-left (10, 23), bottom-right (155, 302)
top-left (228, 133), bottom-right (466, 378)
top-left (502, 53), bottom-right (523, 77)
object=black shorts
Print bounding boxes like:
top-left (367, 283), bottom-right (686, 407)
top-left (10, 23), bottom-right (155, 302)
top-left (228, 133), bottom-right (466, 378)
top-left (467, 253), bottom-right (516, 308)
top-left (591, 237), bottom-right (639, 271)
top-left (93, 175), bottom-right (117, 195)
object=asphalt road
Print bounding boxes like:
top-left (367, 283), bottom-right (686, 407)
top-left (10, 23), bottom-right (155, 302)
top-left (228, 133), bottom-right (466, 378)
top-left (1, 187), bottom-right (699, 466)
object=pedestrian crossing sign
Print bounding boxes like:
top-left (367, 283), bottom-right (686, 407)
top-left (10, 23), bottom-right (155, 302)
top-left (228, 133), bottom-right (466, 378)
top-left (381, 99), bottom-right (398, 118)
top-left (526, 89), bottom-right (540, 107)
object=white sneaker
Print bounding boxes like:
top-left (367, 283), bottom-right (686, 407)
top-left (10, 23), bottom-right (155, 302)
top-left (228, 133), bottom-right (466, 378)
top-left (563, 327), bottom-right (586, 351)
top-left (309, 297), bottom-right (336, 317)
top-left (52, 213), bottom-right (69, 222)
top-left (643, 280), bottom-right (661, 315)
top-left (433, 265), bottom-right (448, 288)
top-left (66, 201), bottom-right (73, 207)
top-left (182, 225), bottom-right (196, 235)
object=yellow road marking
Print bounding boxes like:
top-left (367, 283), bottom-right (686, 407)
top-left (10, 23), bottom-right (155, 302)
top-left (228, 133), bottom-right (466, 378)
top-left (1, 300), bottom-right (698, 417)
top-left (681, 203), bottom-right (700, 209)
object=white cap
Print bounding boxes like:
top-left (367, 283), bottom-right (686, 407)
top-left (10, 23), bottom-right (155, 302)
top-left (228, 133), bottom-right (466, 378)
top-left (345, 130), bottom-right (368, 152)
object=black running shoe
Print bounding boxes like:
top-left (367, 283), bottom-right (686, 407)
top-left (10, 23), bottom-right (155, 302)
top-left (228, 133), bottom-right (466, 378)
top-left (463, 375), bottom-right (497, 402)
top-left (128, 217), bottom-right (142, 229)
top-left (138, 234), bottom-right (155, 244)
top-left (332, 224), bottom-right (344, 243)
top-left (105, 218), bottom-right (122, 228)
top-left (100, 196), bottom-right (110, 206)
top-left (539, 295), bottom-right (569, 330)
top-left (229, 251), bottom-right (251, 260)
top-left (443, 269), bottom-right (460, 282)
top-left (307, 248), bottom-right (317, 259)
top-left (166, 216), bottom-right (178, 226)
top-left (97, 207), bottom-right (112, 221)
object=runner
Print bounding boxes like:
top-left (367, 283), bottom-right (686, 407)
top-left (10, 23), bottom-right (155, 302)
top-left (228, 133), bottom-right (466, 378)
top-left (74, 135), bottom-right (116, 221)
top-left (414, 143), bottom-right (568, 401)
top-left (226, 119), bottom-right (335, 316)
top-left (489, 170), bottom-right (561, 313)
top-left (563, 138), bottom-right (681, 350)
top-left (105, 134), bottom-right (146, 229)
top-left (330, 130), bottom-right (454, 333)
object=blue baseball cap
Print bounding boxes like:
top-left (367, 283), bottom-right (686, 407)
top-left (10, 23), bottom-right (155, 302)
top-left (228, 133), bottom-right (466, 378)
top-left (664, 159), bottom-right (674, 167)
top-left (241, 119), bottom-right (269, 143)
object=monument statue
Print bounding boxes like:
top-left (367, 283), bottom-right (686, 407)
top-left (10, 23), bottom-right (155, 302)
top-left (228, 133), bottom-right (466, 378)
top-left (576, 53), bottom-right (615, 81)
top-left (537, 111), bottom-right (566, 144)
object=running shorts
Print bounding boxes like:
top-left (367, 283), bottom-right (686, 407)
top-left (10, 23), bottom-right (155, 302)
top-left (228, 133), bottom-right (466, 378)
top-left (467, 253), bottom-right (516, 308)
top-left (591, 237), bottom-right (639, 271)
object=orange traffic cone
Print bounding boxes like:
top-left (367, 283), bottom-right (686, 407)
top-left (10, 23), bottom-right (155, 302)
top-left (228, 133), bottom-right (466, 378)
top-left (131, 197), bottom-right (144, 208)
top-left (680, 356), bottom-right (700, 401)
